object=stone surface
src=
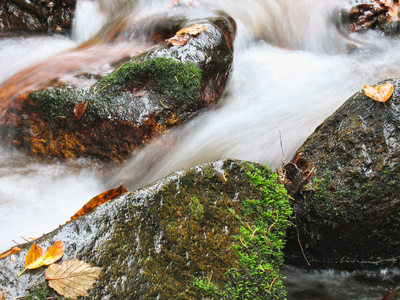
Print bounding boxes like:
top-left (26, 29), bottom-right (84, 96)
top-left (0, 159), bottom-right (291, 299)
top-left (0, 14), bottom-right (235, 162)
top-left (284, 78), bottom-right (400, 265)
top-left (0, 0), bottom-right (76, 34)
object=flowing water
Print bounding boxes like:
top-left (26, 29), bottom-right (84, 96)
top-left (1, 0), bottom-right (400, 298)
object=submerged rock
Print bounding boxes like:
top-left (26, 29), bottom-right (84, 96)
top-left (284, 78), bottom-right (400, 265)
top-left (0, 159), bottom-right (292, 299)
top-left (0, 14), bottom-right (235, 161)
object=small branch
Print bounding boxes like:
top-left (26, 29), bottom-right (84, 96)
top-left (269, 276), bottom-right (278, 291)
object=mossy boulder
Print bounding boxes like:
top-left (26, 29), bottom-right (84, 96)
top-left (0, 159), bottom-right (292, 299)
top-left (284, 78), bottom-right (400, 265)
top-left (0, 14), bottom-right (235, 161)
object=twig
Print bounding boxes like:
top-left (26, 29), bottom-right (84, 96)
top-left (239, 237), bottom-right (248, 248)
top-left (295, 210), bottom-right (311, 266)
top-left (250, 227), bottom-right (259, 239)
top-left (269, 276), bottom-right (278, 291)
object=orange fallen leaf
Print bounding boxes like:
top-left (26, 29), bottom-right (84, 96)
top-left (166, 34), bottom-right (189, 46)
top-left (0, 246), bottom-right (21, 259)
top-left (46, 257), bottom-right (103, 300)
top-left (18, 241), bottom-right (64, 277)
top-left (364, 82), bottom-right (393, 103)
top-left (74, 101), bottom-right (88, 120)
top-left (176, 23), bottom-right (206, 36)
top-left (69, 184), bottom-right (128, 222)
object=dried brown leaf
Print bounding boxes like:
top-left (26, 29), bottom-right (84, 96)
top-left (74, 101), bottom-right (88, 120)
top-left (166, 34), bottom-right (189, 46)
top-left (45, 257), bottom-right (103, 300)
top-left (364, 82), bottom-right (393, 103)
top-left (69, 184), bottom-right (128, 222)
top-left (0, 246), bottom-right (21, 259)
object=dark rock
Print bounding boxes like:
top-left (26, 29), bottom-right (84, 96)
top-left (0, 0), bottom-right (76, 35)
top-left (284, 78), bottom-right (400, 265)
top-left (0, 159), bottom-right (292, 299)
top-left (0, 14), bottom-right (235, 162)
top-left (339, 0), bottom-right (400, 36)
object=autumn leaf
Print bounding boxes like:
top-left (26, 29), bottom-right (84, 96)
top-left (364, 82), bottom-right (394, 103)
top-left (69, 184), bottom-right (128, 222)
top-left (0, 292), bottom-right (4, 300)
top-left (18, 241), bottom-right (64, 277)
top-left (0, 246), bottom-right (21, 259)
top-left (176, 23), bottom-right (206, 36)
top-left (45, 257), bottom-right (103, 300)
top-left (165, 34), bottom-right (189, 46)
top-left (74, 101), bottom-right (88, 120)
top-left (166, 24), bottom-right (206, 47)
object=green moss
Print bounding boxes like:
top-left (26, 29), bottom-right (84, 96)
top-left (224, 163), bottom-right (292, 299)
top-left (29, 57), bottom-right (202, 126)
top-left (189, 196), bottom-right (205, 220)
top-left (96, 56), bottom-right (202, 108)
top-left (24, 282), bottom-right (67, 300)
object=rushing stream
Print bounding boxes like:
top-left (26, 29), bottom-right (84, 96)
top-left (1, 0), bottom-right (400, 298)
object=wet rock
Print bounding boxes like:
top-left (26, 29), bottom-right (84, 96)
top-left (0, 159), bottom-right (292, 299)
top-left (0, 0), bottom-right (76, 34)
top-left (0, 14), bottom-right (235, 162)
top-left (339, 0), bottom-right (400, 36)
top-left (284, 78), bottom-right (400, 265)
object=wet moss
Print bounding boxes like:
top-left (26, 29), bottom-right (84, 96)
top-left (95, 56), bottom-right (202, 114)
top-left (189, 196), bottom-right (205, 220)
top-left (24, 282), bottom-right (67, 300)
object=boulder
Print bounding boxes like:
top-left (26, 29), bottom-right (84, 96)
top-left (0, 0), bottom-right (76, 34)
top-left (284, 78), bottom-right (400, 265)
top-left (0, 159), bottom-right (292, 299)
top-left (0, 14), bottom-right (235, 161)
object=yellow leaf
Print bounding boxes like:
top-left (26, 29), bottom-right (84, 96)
top-left (176, 23), bottom-right (206, 36)
top-left (363, 82), bottom-right (393, 103)
top-left (18, 241), bottom-right (64, 277)
top-left (45, 257), bottom-right (103, 300)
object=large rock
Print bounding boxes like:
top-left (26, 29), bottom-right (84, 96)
top-left (0, 159), bottom-right (292, 299)
top-left (0, 14), bottom-right (235, 161)
top-left (284, 78), bottom-right (400, 265)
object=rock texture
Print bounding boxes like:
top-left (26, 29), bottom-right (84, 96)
top-left (284, 78), bottom-right (400, 265)
top-left (0, 159), bottom-right (292, 299)
top-left (0, 0), bottom-right (76, 34)
top-left (0, 14), bottom-right (235, 162)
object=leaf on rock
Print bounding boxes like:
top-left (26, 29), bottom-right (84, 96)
top-left (74, 101), bottom-right (88, 120)
top-left (166, 34), bottom-right (189, 46)
top-left (69, 184), bottom-right (128, 222)
top-left (364, 82), bottom-right (393, 103)
top-left (176, 23), bottom-right (206, 36)
top-left (0, 246), bottom-right (21, 259)
top-left (18, 241), bottom-right (64, 277)
top-left (45, 257), bottom-right (103, 300)
top-left (0, 292), bottom-right (4, 300)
